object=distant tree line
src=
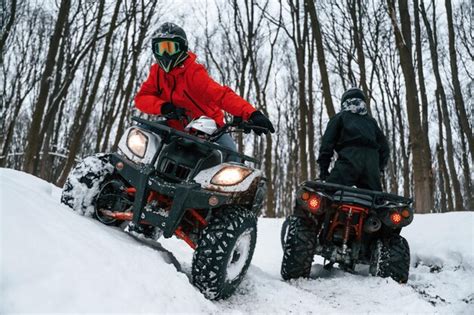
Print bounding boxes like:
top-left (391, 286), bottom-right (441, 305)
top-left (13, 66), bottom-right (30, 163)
top-left (1, 0), bottom-right (472, 214)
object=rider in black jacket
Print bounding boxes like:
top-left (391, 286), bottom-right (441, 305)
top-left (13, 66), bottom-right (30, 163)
top-left (317, 87), bottom-right (389, 191)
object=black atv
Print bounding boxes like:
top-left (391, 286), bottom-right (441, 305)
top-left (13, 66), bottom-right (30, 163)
top-left (281, 180), bottom-right (413, 283)
top-left (61, 114), bottom-right (268, 300)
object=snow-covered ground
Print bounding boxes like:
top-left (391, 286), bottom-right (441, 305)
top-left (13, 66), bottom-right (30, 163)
top-left (1, 168), bottom-right (473, 314)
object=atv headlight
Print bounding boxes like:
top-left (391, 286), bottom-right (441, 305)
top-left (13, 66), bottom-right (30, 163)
top-left (210, 166), bottom-right (252, 186)
top-left (127, 128), bottom-right (148, 158)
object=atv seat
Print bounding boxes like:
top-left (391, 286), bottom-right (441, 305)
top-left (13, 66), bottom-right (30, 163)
top-left (332, 190), bottom-right (373, 208)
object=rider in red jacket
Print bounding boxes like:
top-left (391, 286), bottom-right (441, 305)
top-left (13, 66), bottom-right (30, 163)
top-left (135, 22), bottom-right (274, 136)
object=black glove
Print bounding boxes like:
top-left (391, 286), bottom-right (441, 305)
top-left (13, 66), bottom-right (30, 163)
top-left (319, 168), bottom-right (329, 181)
top-left (161, 102), bottom-right (176, 115)
top-left (161, 103), bottom-right (186, 120)
top-left (247, 111), bottom-right (275, 135)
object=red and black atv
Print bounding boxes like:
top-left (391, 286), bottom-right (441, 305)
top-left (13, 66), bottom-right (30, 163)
top-left (61, 114), bottom-right (268, 300)
top-left (281, 180), bottom-right (413, 283)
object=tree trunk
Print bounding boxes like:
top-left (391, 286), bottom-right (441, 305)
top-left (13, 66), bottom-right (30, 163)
top-left (419, 0), bottom-right (463, 211)
top-left (445, 0), bottom-right (473, 161)
top-left (57, 0), bottom-right (120, 187)
top-left (306, 33), bottom-right (317, 180)
top-left (0, 0), bottom-right (17, 65)
top-left (348, 0), bottom-right (370, 112)
top-left (23, 0), bottom-right (71, 174)
top-left (435, 90), bottom-right (454, 212)
top-left (305, 0), bottom-right (336, 117)
top-left (413, 0), bottom-right (429, 137)
top-left (387, 0), bottom-right (433, 213)
top-left (112, 0), bottom-right (157, 151)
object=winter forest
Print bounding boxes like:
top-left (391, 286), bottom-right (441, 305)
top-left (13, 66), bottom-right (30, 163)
top-left (0, 0), bottom-right (472, 215)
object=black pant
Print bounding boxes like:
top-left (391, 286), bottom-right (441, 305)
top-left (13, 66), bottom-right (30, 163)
top-left (326, 147), bottom-right (382, 191)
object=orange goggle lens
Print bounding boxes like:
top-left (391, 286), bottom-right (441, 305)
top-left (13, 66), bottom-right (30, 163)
top-left (154, 40), bottom-right (180, 56)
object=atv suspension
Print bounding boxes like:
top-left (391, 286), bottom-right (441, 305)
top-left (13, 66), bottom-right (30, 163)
top-left (99, 187), bottom-right (209, 250)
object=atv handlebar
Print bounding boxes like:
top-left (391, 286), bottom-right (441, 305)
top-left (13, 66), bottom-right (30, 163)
top-left (132, 117), bottom-right (260, 165)
top-left (161, 110), bottom-right (270, 139)
top-left (209, 117), bottom-right (270, 141)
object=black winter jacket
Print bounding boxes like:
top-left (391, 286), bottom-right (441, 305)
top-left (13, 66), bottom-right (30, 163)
top-left (317, 111), bottom-right (390, 173)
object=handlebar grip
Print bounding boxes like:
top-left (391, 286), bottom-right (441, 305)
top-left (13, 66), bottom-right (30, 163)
top-left (239, 122), bottom-right (269, 133)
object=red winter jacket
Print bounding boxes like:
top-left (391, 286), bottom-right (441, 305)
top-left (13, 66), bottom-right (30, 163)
top-left (134, 52), bottom-right (256, 128)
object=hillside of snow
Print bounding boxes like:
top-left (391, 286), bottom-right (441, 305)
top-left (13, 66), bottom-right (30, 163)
top-left (1, 168), bottom-right (473, 313)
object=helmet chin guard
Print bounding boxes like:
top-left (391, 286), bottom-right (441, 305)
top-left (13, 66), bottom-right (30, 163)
top-left (155, 51), bottom-right (188, 72)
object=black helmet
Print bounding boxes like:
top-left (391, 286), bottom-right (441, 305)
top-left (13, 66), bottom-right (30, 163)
top-left (152, 23), bottom-right (189, 72)
top-left (341, 87), bottom-right (366, 104)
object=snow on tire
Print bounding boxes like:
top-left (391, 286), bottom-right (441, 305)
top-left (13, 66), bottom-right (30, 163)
top-left (192, 207), bottom-right (257, 300)
top-left (370, 235), bottom-right (410, 283)
top-left (61, 154), bottom-right (114, 216)
top-left (281, 215), bottom-right (317, 280)
top-left (280, 216), bottom-right (290, 248)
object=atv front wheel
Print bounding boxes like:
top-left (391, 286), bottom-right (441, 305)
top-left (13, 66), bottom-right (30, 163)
top-left (61, 154), bottom-right (114, 217)
top-left (94, 178), bottom-right (133, 226)
top-left (192, 207), bottom-right (257, 300)
top-left (280, 216), bottom-right (290, 248)
top-left (370, 235), bottom-right (410, 283)
top-left (281, 215), bottom-right (317, 280)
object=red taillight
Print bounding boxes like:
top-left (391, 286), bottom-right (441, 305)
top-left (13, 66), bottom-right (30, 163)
top-left (301, 192), bottom-right (310, 201)
top-left (401, 209), bottom-right (410, 218)
top-left (307, 195), bottom-right (321, 213)
top-left (390, 212), bottom-right (402, 224)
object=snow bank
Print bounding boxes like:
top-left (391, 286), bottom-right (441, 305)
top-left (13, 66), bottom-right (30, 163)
top-left (0, 168), bottom-right (215, 313)
top-left (402, 212), bottom-right (474, 312)
top-left (161, 212), bottom-right (474, 314)
top-left (1, 168), bottom-right (473, 313)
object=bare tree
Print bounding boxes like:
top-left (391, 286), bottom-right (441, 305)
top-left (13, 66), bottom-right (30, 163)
top-left (387, 0), bottom-right (433, 213)
top-left (445, 0), bottom-right (473, 161)
top-left (0, 0), bottom-right (17, 65)
top-left (419, 0), bottom-right (463, 211)
top-left (22, 0), bottom-right (71, 174)
top-left (305, 0), bottom-right (335, 117)
top-left (57, 0), bottom-right (120, 186)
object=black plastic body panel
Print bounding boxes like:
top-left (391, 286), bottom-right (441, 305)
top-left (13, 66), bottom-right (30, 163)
top-left (110, 153), bottom-right (234, 238)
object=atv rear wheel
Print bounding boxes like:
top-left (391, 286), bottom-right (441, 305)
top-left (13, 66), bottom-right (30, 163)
top-left (281, 215), bottom-right (317, 280)
top-left (370, 235), bottom-right (410, 283)
top-left (192, 207), bottom-right (257, 300)
top-left (61, 154), bottom-right (116, 219)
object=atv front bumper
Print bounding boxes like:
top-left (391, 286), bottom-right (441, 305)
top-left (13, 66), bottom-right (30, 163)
top-left (110, 153), bottom-right (258, 238)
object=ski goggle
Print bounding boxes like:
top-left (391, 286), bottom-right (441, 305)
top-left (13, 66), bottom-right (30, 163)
top-left (153, 40), bottom-right (181, 56)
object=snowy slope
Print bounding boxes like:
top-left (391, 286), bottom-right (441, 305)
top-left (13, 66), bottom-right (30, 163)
top-left (1, 168), bottom-right (473, 314)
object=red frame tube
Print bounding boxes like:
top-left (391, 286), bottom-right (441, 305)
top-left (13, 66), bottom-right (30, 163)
top-left (175, 226), bottom-right (197, 249)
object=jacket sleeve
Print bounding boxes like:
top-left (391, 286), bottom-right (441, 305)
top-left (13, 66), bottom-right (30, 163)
top-left (376, 124), bottom-right (390, 171)
top-left (317, 114), bottom-right (342, 171)
top-left (134, 65), bottom-right (167, 115)
top-left (190, 65), bottom-right (256, 120)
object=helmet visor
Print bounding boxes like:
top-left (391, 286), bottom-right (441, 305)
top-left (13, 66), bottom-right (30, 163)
top-left (153, 40), bottom-right (181, 56)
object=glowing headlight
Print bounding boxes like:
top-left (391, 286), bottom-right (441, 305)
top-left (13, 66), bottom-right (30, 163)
top-left (210, 166), bottom-right (252, 186)
top-left (127, 129), bottom-right (148, 158)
